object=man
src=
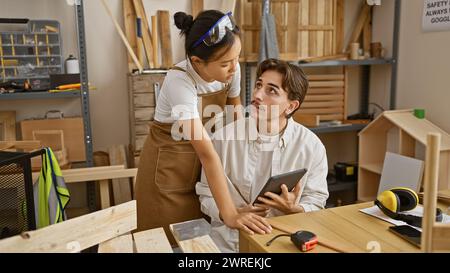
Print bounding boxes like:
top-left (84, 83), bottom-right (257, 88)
top-left (196, 58), bottom-right (329, 252)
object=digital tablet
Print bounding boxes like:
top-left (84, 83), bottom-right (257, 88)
top-left (253, 168), bottom-right (307, 205)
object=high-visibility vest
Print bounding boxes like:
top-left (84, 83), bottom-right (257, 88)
top-left (33, 147), bottom-right (70, 229)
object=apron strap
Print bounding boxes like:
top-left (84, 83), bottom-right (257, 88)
top-left (171, 65), bottom-right (198, 90)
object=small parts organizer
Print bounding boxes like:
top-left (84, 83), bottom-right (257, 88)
top-left (0, 19), bottom-right (63, 90)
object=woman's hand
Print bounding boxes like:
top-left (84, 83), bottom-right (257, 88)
top-left (222, 211), bottom-right (272, 235)
top-left (237, 204), bottom-right (269, 217)
top-left (256, 182), bottom-right (304, 214)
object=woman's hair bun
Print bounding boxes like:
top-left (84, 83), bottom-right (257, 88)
top-left (174, 12), bottom-right (194, 34)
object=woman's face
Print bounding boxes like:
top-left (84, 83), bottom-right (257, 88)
top-left (192, 36), bottom-right (241, 83)
top-left (250, 70), bottom-right (298, 122)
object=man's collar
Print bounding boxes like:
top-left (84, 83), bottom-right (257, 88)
top-left (247, 117), bottom-right (295, 149)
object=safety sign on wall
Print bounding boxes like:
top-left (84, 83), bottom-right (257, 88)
top-left (423, 0), bottom-right (450, 32)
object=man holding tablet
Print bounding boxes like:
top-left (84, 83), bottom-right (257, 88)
top-left (195, 59), bottom-right (329, 252)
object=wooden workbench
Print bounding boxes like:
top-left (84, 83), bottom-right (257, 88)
top-left (240, 202), bottom-right (449, 253)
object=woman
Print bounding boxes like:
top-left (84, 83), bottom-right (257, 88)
top-left (134, 10), bottom-right (271, 244)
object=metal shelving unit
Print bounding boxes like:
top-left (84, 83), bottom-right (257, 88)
top-left (0, 90), bottom-right (80, 100)
top-left (0, 0), bottom-right (95, 211)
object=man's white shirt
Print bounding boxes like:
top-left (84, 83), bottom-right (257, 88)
top-left (195, 117), bottom-right (329, 252)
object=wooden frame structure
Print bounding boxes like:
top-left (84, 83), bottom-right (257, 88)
top-left (358, 109), bottom-right (450, 201)
top-left (237, 0), bottom-right (345, 62)
top-left (421, 133), bottom-right (450, 252)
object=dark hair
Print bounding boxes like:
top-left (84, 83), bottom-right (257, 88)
top-left (174, 10), bottom-right (240, 62)
top-left (256, 59), bottom-right (309, 118)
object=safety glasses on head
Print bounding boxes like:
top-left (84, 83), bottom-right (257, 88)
top-left (192, 11), bottom-right (236, 49)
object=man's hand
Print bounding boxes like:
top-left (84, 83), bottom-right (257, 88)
top-left (256, 182), bottom-right (304, 214)
top-left (222, 211), bottom-right (272, 235)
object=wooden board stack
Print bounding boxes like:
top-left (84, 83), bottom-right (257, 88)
top-left (238, 0), bottom-right (345, 62)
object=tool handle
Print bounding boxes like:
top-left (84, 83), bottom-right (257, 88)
top-left (136, 17), bottom-right (142, 38)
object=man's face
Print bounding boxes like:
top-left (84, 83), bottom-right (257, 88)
top-left (250, 70), bottom-right (293, 122)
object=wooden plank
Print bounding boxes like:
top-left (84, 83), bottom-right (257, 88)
top-left (0, 201), bottom-right (137, 253)
top-left (0, 111), bottom-right (16, 141)
top-left (134, 93), bottom-right (155, 107)
top-left (61, 165), bottom-right (124, 175)
top-left (101, 0), bottom-right (142, 72)
top-left (287, 0), bottom-right (299, 58)
top-left (319, 114), bottom-right (344, 121)
top-left (135, 135), bottom-right (147, 152)
top-left (242, 24), bottom-right (336, 31)
top-left (399, 129), bottom-right (415, 158)
top-left (252, 0), bottom-right (260, 54)
top-left (307, 87), bottom-right (344, 94)
top-left (304, 94), bottom-right (344, 101)
top-left (123, 0), bottom-right (138, 72)
top-left (309, 81), bottom-right (344, 88)
top-left (32, 129), bottom-right (64, 151)
top-left (363, 8), bottom-right (372, 56)
top-left (192, 0), bottom-right (203, 18)
top-left (335, 0), bottom-right (344, 53)
top-left (301, 101), bottom-right (344, 108)
top-left (421, 133), bottom-right (440, 252)
top-left (98, 234), bottom-right (134, 253)
top-left (431, 224), bottom-right (450, 251)
top-left (308, 0), bottom-right (318, 57)
top-left (299, 53), bottom-right (347, 62)
top-left (151, 15), bottom-right (159, 68)
top-left (298, 107), bottom-right (343, 114)
top-left (300, 0), bottom-right (309, 58)
top-left (323, 0), bottom-right (333, 56)
top-left (133, 0), bottom-right (154, 68)
top-left (243, 0), bottom-right (253, 60)
top-left (60, 168), bottom-right (137, 184)
top-left (135, 108), bottom-right (155, 122)
top-left (135, 123), bottom-right (150, 135)
top-left (93, 151), bottom-right (112, 210)
top-left (0, 140), bottom-right (41, 151)
top-left (343, 66), bottom-right (348, 120)
top-left (108, 145), bottom-right (133, 205)
top-left (133, 227), bottom-right (173, 253)
top-left (292, 113), bottom-right (320, 127)
top-left (308, 74), bottom-right (345, 81)
top-left (346, 4), bottom-right (371, 51)
top-left (316, 0), bottom-right (325, 56)
top-left (177, 235), bottom-right (221, 253)
top-left (221, 0), bottom-right (237, 14)
top-left (157, 10), bottom-right (173, 69)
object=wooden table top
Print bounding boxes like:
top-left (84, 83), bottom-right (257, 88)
top-left (239, 201), bottom-right (450, 253)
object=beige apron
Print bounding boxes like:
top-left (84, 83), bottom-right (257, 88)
top-left (134, 66), bottom-right (230, 244)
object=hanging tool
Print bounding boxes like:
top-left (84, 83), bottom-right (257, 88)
top-left (132, 0), bottom-right (154, 68)
top-left (258, 0), bottom-right (279, 63)
top-left (136, 17), bottom-right (145, 67)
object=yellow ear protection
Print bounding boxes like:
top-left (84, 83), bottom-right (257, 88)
top-left (375, 187), bottom-right (443, 228)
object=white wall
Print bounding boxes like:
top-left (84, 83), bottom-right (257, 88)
top-left (396, 0), bottom-right (450, 133)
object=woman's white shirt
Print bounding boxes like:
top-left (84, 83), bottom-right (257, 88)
top-left (154, 59), bottom-right (241, 123)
